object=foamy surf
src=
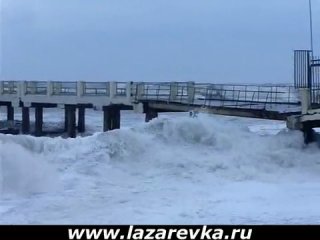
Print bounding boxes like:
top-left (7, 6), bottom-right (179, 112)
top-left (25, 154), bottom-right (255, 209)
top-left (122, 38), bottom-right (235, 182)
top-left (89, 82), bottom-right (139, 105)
top-left (0, 138), bottom-right (58, 196)
top-left (1, 113), bottom-right (320, 224)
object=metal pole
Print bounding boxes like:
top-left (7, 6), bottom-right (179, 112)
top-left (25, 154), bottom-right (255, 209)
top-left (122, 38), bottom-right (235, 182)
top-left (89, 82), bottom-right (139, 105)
top-left (308, 0), bottom-right (314, 103)
top-left (309, 0), bottom-right (314, 54)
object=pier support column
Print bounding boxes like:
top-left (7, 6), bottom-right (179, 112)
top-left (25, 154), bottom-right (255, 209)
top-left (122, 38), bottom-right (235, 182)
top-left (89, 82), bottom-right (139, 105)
top-left (103, 106), bottom-right (121, 131)
top-left (145, 108), bottom-right (158, 122)
top-left (103, 107), bottom-right (109, 132)
top-left (78, 107), bottom-right (85, 133)
top-left (300, 88), bottom-right (311, 115)
top-left (22, 107), bottom-right (30, 134)
top-left (64, 107), bottom-right (68, 132)
top-left (7, 105), bottom-right (14, 121)
top-left (114, 108), bottom-right (120, 129)
top-left (35, 106), bottom-right (43, 136)
top-left (302, 123), bottom-right (316, 144)
top-left (7, 105), bottom-right (14, 129)
top-left (66, 105), bottom-right (76, 138)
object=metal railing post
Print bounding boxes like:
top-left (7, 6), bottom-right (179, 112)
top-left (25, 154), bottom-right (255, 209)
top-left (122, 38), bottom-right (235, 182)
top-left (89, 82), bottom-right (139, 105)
top-left (232, 85), bottom-right (235, 100)
top-left (156, 84), bottom-right (160, 101)
top-left (264, 92), bottom-right (270, 109)
top-left (209, 87), bottom-right (213, 106)
top-left (245, 86), bottom-right (247, 101)
top-left (236, 90), bottom-right (240, 107)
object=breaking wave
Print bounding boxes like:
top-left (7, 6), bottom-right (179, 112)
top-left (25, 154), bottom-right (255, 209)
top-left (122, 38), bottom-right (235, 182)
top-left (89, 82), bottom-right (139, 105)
top-left (0, 139), bottom-right (58, 196)
top-left (1, 114), bottom-right (320, 197)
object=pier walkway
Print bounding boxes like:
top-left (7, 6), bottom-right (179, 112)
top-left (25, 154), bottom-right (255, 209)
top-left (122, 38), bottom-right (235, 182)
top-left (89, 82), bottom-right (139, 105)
top-left (0, 81), bottom-right (301, 137)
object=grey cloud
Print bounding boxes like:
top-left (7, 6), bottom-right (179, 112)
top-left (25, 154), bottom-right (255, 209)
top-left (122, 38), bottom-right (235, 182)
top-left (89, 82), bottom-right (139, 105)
top-left (1, 0), bottom-right (319, 83)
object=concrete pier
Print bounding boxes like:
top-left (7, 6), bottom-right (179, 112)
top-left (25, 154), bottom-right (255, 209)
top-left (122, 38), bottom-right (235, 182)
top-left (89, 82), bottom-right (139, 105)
top-left (78, 107), bottom-right (85, 133)
top-left (65, 105), bottom-right (76, 138)
top-left (0, 80), bottom-right (308, 142)
top-left (35, 106), bottom-right (43, 136)
top-left (103, 106), bottom-right (121, 131)
top-left (22, 107), bottom-right (30, 134)
top-left (286, 89), bottom-right (320, 144)
top-left (145, 108), bottom-right (158, 122)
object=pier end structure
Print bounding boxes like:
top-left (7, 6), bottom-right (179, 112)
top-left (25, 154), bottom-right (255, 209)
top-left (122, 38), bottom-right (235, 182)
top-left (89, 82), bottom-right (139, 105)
top-left (0, 81), bottom-right (143, 137)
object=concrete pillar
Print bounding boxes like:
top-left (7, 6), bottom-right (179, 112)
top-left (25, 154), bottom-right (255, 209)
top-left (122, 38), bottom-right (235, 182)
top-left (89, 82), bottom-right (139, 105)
top-left (64, 107), bottom-right (68, 131)
top-left (66, 105), bottom-right (76, 138)
top-left (7, 105), bottom-right (14, 129)
top-left (103, 106), bottom-right (121, 131)
top-left (109, 82), bottom-right (117, 98)
top-left (7, 105), bottom-right (14, 121)
top-left (18, 81), bottom-right (26, 96)
top-left (0, 81), bottom-right (3, 95)
top-left (300, 88), bottom-right (311, 115)
top-left (21, 81), bottom-right (27, 96)
top-left (78, 107), bottom-right (85, 133)
top-left (187, 81), bottom-right (195, 104)
top-left (126, 82), bottom-right (132, 99)
top-left (77, 81), bottom-right (84, 97)
top-left (145, 108), bottom-right (158, 122)
top-left (22, 107), bottom-right (30, 134)
top-left (54, 82), bottom-right (62, 95)
top-left (114, 108), bottom-right (121, 129)
top-left (103, 107), bottom-right (111, 132)
top-left (302, 123), bottom-right (316, 144)
top-left (47, 81), bottom-right (53, 97)
top-left (35, 106), bottom-right (43, 136)
top-left (136, 83), bottom-right (145, 100)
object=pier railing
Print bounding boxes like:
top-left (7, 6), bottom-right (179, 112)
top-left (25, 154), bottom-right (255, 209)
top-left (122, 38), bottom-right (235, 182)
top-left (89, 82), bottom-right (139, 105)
top-left (83, 82), bottom-right (110, 96)
top-left (0, 81), bottom-right (130, 98)
top-left (0, 81), bottom-right (300, 111)
top-left (133, 82), bottom-right (300, 111)
top-left (0, 81), bottom-right (18, 94)
top-left (294, 50), bottom-right (320, 105)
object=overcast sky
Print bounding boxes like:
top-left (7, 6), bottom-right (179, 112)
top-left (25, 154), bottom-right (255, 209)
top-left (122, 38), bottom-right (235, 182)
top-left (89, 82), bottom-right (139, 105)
top-left (0, 0), bottom-right (319, 83)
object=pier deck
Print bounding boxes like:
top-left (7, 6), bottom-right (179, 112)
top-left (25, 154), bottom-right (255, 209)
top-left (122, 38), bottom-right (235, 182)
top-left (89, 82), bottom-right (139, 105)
top-left (0, 81), bottom-right (302, 137)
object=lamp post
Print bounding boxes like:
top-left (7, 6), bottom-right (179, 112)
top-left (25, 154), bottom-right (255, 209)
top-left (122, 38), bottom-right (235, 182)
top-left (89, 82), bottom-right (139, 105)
top-left (309, 0), bottom-right (314, 54)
